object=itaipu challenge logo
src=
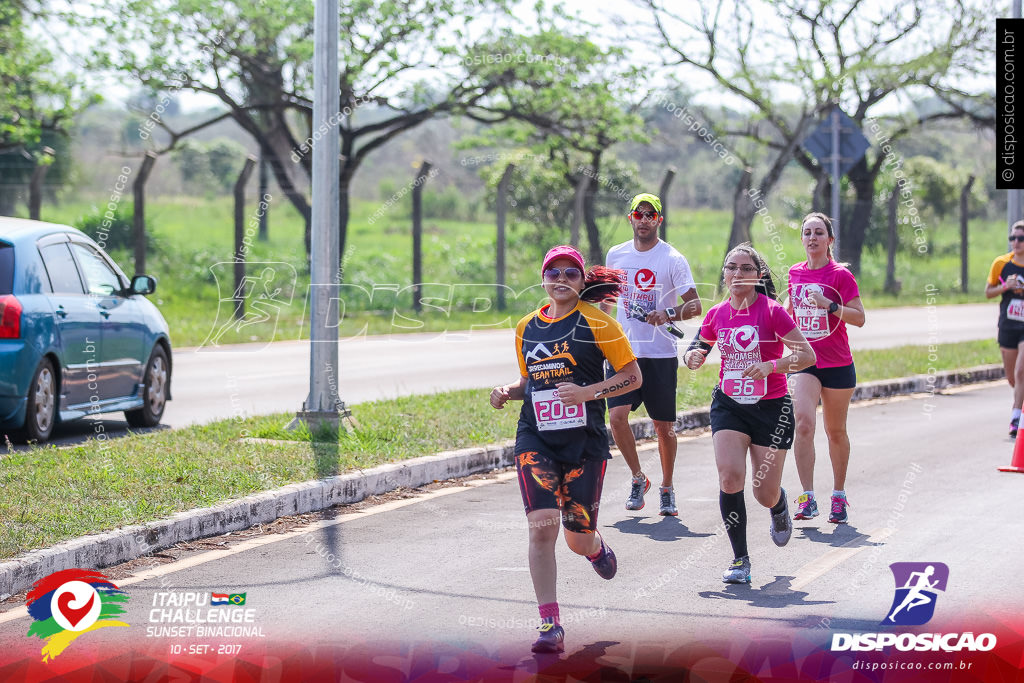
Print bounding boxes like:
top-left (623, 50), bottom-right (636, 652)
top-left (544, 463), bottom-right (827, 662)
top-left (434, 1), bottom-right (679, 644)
top-left (25, 569), bottom-right (129, 661)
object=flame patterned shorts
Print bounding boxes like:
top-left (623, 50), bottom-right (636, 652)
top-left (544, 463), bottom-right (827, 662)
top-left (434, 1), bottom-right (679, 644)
top-left (514, 450), bottom-right (606, 534)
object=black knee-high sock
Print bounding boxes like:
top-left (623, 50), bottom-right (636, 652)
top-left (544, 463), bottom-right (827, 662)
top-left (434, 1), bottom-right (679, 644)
top-left (719, 490), bottom-right (748, 559)
top-left (770, 490), bottom-right (786, 516)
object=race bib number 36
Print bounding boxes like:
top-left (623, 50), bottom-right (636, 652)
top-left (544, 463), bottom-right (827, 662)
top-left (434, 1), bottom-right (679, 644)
top-left (722, 370), bottom-right (767, 405)
top-left (532, 388), bottom-right (587, 431)
top-left (795, 306), bottom-right (828, 339)
top-left (1009, 299), bottom-right (1024, 323)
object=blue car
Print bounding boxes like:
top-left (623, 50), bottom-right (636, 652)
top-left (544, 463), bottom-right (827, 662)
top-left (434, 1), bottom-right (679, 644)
top-left (0, 216), bottom-right (172, 442)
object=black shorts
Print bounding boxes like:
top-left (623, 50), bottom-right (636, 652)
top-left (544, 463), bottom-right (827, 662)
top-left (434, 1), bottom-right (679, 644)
top-left (998, 324), bottom-right (1024, 349)
top-left (606, 356), bottom-right (678, 422)
top-left (709, 387), bottom-right (794, 450)
top-left (793, 362), bottom-right (857, 390)
top-left (515, 449), bottom-right (606, 534)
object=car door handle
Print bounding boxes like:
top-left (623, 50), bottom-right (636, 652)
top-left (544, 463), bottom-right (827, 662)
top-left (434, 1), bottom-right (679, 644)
top-left (55, 307), bottom-right (68, 318)
top-left (100, 310), bottom-right (111, 319)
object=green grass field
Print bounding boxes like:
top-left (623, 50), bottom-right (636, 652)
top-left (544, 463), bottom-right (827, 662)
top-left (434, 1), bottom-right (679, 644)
top-left (30, 195), bottom-right (1002, 347)
top-left (0, 339), bottom-right (1000, 559)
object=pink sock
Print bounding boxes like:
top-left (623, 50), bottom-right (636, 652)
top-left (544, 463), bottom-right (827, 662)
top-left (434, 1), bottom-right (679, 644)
top-left (538, 602), bottom-right (560, 625)
top-left (586, 535), bottom-right (604, 562)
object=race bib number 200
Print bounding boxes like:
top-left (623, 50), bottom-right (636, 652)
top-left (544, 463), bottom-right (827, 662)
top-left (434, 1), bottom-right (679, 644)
top-left (532, 388), bottom-right (587, 431)
top-left (722, 370), bottom-right (767, 405)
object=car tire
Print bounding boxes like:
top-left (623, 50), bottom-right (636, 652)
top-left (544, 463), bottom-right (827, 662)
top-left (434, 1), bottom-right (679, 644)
top-left (24, 358), bottom-right (57, 442)
top-left (125, 345), bottom-right (169, 428)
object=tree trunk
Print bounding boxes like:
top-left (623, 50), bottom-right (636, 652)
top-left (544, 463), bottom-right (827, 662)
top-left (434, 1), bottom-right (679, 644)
top-left (339, 165), bottom-right (353, 282)
top-left (844, 157), bottom-right (879, 276)
top-left (251, 124), bottom-right (311, 253)
top-left (726, 167), bottom-right (755, 250)
top-left (583, 152), bottom-right (603, 265)
top-left (28, 148), bottom-right (54, 220)
top-left (258, 154), bottom-right (270, 241)
top-left (132, 152), bottom-right (158, 276)
top-left (570, 173), bottom-right (587, 249)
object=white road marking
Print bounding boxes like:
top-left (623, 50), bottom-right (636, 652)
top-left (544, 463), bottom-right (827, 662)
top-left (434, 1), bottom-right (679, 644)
top-left (789, 527), bottom-right (891, 591)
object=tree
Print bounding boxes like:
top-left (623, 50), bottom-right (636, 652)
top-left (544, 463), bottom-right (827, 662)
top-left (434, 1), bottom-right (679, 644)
top-left (462, 20), bottom-right (647, 263)
top-left (640, 0), bottom-right (995, 274)
top-left (0, 0), bottom-right (90, 213)
top-left (88, 0), bottom-right (515, 266)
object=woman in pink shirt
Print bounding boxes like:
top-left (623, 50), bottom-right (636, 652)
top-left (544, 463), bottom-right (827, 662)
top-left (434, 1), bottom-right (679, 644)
top-left (785, 213), bottom-right (866, 525)
top-left (684, 244), bottom-right (815, 584)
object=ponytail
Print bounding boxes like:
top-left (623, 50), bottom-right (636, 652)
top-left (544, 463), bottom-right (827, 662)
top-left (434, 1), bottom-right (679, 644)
top-left (581, 266), bottom-right (626, 303)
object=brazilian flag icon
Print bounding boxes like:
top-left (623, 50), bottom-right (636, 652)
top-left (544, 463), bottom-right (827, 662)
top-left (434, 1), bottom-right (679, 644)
top-left (228, 593), bottom-right (247, 605)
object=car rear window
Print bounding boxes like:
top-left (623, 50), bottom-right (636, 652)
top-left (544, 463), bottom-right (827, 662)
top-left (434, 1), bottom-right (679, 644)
top-left (0, 243), bottom-right (12, 295)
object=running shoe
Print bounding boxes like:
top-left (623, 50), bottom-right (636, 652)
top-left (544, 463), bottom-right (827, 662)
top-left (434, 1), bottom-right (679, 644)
top-left (828, 494), bottom-right (850, 524)
top-left (722, 556), bottom-right (751, 584)
top-left (589, 535), bottom-right (617, 580)
top-left (626, 473), bottom-right (650, 510)
top-left (531, 621), bottom-right (565, 653)
top-left (769, 488), bottom-right (793, 546)
top-left (793, 493), bottom-right (819, 520)
top-left (659, 486), bottom-right (678, 516)
top-left (1011, 417), bottom-right (1020, 439)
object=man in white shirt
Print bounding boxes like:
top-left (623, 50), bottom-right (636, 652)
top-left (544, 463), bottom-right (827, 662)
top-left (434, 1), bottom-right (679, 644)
top-left (602, 193), bottom-right (702, 516)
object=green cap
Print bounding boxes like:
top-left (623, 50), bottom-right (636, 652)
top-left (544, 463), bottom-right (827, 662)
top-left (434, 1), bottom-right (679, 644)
top-left (630, 193), bottom-right (662, 213)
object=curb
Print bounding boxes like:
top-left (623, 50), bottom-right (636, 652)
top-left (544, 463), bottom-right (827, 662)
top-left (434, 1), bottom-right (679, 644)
top-left (0, 364), bottom-right (1003, 600)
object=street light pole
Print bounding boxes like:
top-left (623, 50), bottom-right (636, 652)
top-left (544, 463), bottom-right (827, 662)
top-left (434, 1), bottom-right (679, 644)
top-left (295, 0), bottom-right (341, 434)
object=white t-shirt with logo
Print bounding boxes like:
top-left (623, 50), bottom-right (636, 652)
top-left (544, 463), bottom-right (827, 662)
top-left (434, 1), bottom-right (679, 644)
top-left (606, 239), bottom-right (696, 358)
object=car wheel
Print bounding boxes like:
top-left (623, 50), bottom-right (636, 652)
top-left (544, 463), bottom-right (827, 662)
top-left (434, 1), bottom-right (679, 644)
top-left (125, 346), bottom-right (169, 428)
top-left (24, 358), bottom-right (57, 442)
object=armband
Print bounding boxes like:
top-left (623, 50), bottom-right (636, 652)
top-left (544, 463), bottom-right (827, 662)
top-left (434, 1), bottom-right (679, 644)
top-left (686, 338), bottom-right (712, 354)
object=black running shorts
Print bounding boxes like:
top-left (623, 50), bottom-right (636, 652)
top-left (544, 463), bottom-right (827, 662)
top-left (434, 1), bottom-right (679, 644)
top-left (792, 362), bottom-right (857, 390)
top-left (606, 356), bottom-right (678, 422)
top-left (709, 387), bottom-right (795, 450)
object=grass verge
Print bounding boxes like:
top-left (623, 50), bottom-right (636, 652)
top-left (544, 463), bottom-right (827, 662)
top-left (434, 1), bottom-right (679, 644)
top-left (0, 339), bottom-right (1000, 559)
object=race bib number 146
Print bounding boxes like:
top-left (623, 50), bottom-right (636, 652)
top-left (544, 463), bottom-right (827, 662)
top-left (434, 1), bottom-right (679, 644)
top-left (532, 388), bottom-right (587, 431)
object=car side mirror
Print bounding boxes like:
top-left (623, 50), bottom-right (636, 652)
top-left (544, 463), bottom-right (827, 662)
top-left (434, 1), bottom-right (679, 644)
top-left (130, 275), bottom-right (157, 296)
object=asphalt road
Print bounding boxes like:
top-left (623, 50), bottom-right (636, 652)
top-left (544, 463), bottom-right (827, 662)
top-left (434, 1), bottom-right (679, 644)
top-left (162, 303), bottom-right (996, 428)
top-left (3, 382), bottom-right (1020, 672)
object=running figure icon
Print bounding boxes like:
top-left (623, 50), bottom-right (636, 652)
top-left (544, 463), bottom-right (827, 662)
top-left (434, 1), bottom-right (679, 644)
top-left (887, 565), bottom-right (939, 622)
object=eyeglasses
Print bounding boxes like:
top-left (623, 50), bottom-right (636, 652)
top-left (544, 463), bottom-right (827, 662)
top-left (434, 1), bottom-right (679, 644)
top-left (723, 264), bottom-right (759, 274)
top-left (1012, 235), bottom-right (1024, 243)
top-left (543, 267), bottom-right (583, 282)
top-left (630, 210), bottom-right (660, 220)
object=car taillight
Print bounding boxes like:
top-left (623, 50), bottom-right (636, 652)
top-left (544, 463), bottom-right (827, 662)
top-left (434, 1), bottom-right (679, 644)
top-left (0, 295), bottom-right (22, 339)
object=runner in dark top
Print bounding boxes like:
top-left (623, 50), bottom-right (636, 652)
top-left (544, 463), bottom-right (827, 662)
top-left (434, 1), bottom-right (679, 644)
top-left (490, 245), bottom-right (640, 653)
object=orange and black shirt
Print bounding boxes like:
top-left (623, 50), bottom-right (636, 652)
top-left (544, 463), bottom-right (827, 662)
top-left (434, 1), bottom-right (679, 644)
top-left (514, 301), bottom-right (636, 463)
top-left (988, 253), bottom-right (1024, 329)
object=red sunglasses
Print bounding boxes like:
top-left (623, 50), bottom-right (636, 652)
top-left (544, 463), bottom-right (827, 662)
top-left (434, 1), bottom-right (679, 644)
top-left (630, 210), bottom-right (659, 220)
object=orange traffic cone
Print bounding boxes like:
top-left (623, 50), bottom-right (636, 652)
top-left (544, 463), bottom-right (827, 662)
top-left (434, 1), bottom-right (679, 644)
top-left (1000, 428), bottom-right (1024, 473)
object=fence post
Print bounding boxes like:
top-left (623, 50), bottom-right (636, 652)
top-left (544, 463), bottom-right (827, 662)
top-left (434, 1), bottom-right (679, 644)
top-left (658, 167), bottom-right (676, 241)
top-left (132, 151), bottom-right (158, 275)
top-left (571, 173), bottom-right (588, 248)
top-left (412, 160), bottom-right (432, 314)
top-left (28, 147), bottom-right (55, 220)
top-left (258, 154), bottom-right (270, 241)
top-left (960, 175), bottom-right (975, 294)
top-left (233, 156), bottom-right (258, 320)
top-left (885, 189), bottom-right (899, 294)
top-left (496, 163), bottom-right (515, 311)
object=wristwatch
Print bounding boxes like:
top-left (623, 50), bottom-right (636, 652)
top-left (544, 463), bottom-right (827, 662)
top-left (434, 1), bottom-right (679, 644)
top-left (665, 307), bottom-right (677, 319)
top-left (828, 301), bottom-right (839, 315)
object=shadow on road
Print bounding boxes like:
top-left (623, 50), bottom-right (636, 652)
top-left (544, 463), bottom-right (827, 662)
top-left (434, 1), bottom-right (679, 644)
top-left (795, 524), bottom-right (881, 548)
top-left (525, 640), bottom-right (623, 679)
top-left (610, 516), bottom-right (715, 542)
top-left (697, 576), bottom-right (833, 609)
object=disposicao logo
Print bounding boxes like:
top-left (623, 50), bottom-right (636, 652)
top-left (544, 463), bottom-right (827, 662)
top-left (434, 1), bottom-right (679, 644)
top-left (26, 569), bottom-right (129, 662)
top-left (884, 562), bottom-right (948, 626)
top-left (830, 562), bottom-right (996, 653)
